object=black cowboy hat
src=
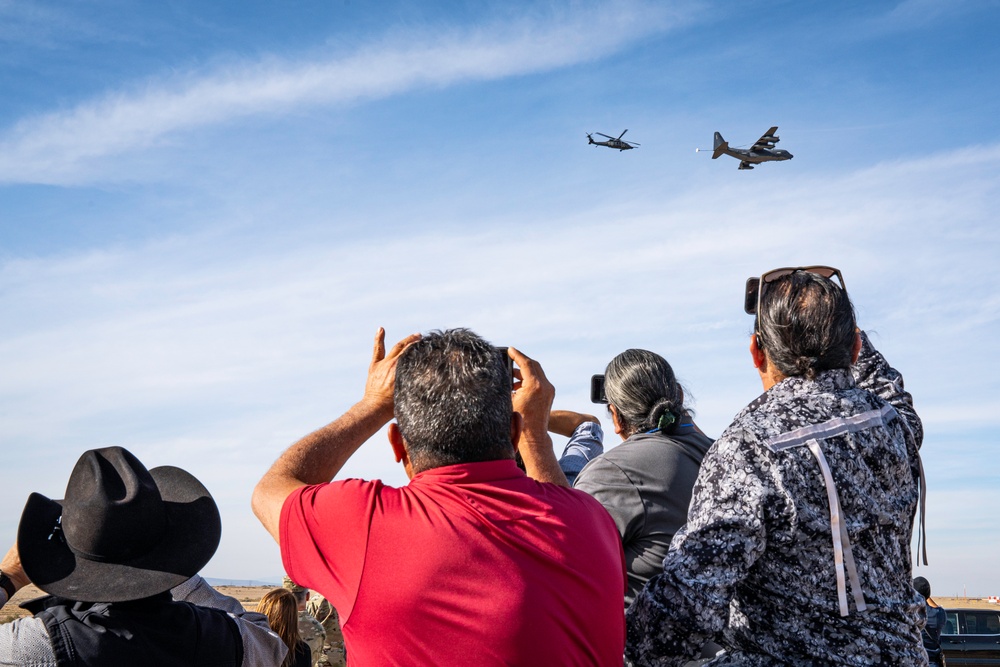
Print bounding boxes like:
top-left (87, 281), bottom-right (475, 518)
top-left (17, 446), bottom-right (221, 603)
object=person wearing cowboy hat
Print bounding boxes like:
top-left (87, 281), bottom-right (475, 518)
top-left (0, 446), bottom-right (288, 667)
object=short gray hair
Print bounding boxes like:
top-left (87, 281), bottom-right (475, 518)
top-left (394, 329), bottom-right (514, 471)
top-left (605, 349), bottom-right (686, 439)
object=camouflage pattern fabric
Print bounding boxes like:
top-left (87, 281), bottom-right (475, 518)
top-left (283, 575), bottom-right (306, 594)
top-left (626, 333), bottom-right (928, 666)
top-left (284, 575), bottom-right (338, 667)
top-left (297, 610), bottom-right (326, 666)
top-left (306, 593), bottom-right (346, 667)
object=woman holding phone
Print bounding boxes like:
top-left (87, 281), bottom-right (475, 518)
top-left (563, 349), bottom-right (713, 608)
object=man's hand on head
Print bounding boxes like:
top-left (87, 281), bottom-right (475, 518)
top-left (509, 347), bottom-right (555, 436)
top-left (361, 328), bottom-right (422, 420)
top-left (253, 328), bottom-right (421, 543)
top-left (508, 347), bottom-right (568, 486)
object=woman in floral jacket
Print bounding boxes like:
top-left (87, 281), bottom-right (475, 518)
top-left (626, 267), bottom-right (927, 667)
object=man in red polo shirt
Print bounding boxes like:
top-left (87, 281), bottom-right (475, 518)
top-left (253, 328), bottom-right (625, 666)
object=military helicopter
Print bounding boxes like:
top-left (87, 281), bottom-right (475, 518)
top-left (699, 126), bottom-right (792, 170)
top-left (587, 129), bottom-right (639, 151)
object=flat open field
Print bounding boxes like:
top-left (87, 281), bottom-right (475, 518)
top-left (2, 584), bottom-right (273, 623)
top-left (9, 586), bottom-right (998, 616)
top-left (936, 597), bottom-right (1000, 610)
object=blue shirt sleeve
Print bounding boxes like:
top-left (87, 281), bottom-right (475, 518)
top-left (558, 421), bottom-right (604, 486)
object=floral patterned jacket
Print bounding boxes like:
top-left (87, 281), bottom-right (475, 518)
top-left (625, 332), bottom-right (927, 667)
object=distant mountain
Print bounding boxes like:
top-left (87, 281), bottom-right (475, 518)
top-left (204, 577), bottom-right (281, 587)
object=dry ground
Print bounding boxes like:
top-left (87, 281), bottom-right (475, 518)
top-left (936, 596), bottom-right (1000, 610)
top-left (8, 587), bottom-right (997, 618)
top-left (1, 584), bottom-right (272, 624)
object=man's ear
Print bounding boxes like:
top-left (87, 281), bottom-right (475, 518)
top-left (388, 423), bottom-right (407, 464)
top-left (510, 411), bottom-right (523, 449)
top-left (750, 334), bottom-right (767, 370)
top-left (851, 331), bottom-right (862, 364)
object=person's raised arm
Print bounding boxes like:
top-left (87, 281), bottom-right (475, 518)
top-left (548, 410), bottom-right (601, 437)
top-left (550, 410), bottom-right (604, 486)
top-left (252, 328), bottom-right (420, 542)
top-left (508, 347), bottom-right (569, 487)
top-left (853, 330), bottom-right (923, 448)
top-left (0, 543), bottom-right (29, 608)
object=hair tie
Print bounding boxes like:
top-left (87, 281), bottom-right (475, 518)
top-left (657, 412), bottom-right (677, 431)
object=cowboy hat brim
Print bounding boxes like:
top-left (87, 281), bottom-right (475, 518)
top-left (18, 465), bottom-right (221, 603)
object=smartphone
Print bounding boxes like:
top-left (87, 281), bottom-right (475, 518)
top-left (590, 374), bottom-right (608, 404)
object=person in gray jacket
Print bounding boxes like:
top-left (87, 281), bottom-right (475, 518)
top-left (562, 349), bottom-right (713, 608)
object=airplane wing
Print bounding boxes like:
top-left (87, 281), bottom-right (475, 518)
top-left (751, 126), bottom-right (780, 151)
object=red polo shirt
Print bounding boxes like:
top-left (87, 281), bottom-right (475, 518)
top-left (281, 459), bottom-right (625, 666)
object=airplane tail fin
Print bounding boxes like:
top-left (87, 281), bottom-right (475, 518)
top-left (712, 132), bottom-right (728, 159)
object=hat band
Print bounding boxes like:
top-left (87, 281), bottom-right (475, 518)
top-left (61, 514), bottom-right (168, 565)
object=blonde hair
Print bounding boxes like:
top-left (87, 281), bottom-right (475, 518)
top-left (256, 587), bottom-right (302, 667)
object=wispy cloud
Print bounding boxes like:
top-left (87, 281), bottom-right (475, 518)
top-left (3, 139), bottom-right (998, 509)
top-left (3, 91), bottom-right (998, 578)
top-left (0, 1), bottom-right (107, 49)
top-left (0, 1), bottom-right (688, 185)
top-left (864, 0), bottom-right (986, 33)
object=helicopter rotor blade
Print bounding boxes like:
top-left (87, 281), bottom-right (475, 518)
top-left (618, 129), bottom-right (628, 139)
top-left (595, 133), bottom-right (615, 140)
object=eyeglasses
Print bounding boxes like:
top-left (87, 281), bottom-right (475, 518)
top-left (744, 266), bottom-right (846, 316)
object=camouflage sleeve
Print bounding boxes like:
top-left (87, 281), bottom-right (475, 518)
top-left (625, 431), bottom-right (768, 667)
top-left (853, 331), bottom-right (923, 448)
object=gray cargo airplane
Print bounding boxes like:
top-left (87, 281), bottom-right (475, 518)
top-left (709, 126), bottom-right (792, 170)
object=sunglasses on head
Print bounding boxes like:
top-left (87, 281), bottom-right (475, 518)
top-left (744, 266), bottom-right (846, 315)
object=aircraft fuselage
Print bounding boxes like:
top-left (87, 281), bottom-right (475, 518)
top-left (588, 131), bottom-right (638, 151)
top-left (722, 147), bottom-right (793, 163)
top-left (712, 129), bottom-right (792, 170)
top-left (590, 139), bottom-right (633, 151)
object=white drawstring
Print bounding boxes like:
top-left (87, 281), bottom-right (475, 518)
top-left (767, 403), bottom-right (924, 617)
top-left (809, 441), bottom-right (867, 617)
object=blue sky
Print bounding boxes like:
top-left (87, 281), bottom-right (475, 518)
top-left (2, 0), bottom-right (999, 596)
